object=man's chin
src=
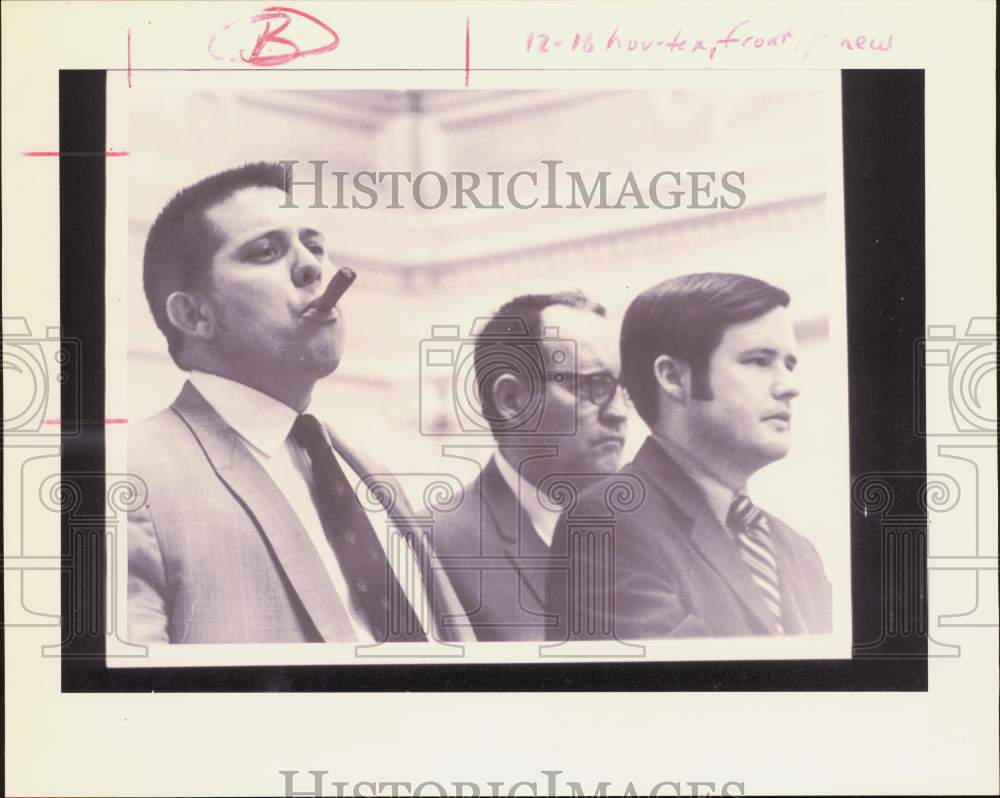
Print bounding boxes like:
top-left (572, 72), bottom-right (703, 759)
top-left (590, 452), bottom-right (624, 474)
top-left (307, 357), bottom-right (342, 381)
top-left (299, 342), bottom-right (344, 377)
top-left (757, 438), bottom-right (791, 463)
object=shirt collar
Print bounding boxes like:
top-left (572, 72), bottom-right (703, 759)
top-left (651, 433), bottom-right (745, 531)
top-left (188, 370), bottom-right (302, 457)
top-left (492, 451), bottom-right (561, 547)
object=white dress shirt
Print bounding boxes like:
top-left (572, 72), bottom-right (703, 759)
top-left (189, 371), bottom-right (428, 642)
top-left (492, 451), bottom-right (563, 547)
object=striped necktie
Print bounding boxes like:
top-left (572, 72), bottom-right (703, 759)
top-left (728, 494), bottom-right (785, 634)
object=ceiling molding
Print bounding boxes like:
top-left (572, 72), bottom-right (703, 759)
top-left (327, 193), bottom-right (826, 291)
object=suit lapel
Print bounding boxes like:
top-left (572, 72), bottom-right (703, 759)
top-left (687, 512), bottom-right (778, 633)
top-left (635, 438), bottom-right (778, 634)
top-left (765, 516), bottom-right (808, 634)
top-left (481, 460), bottom-right (548, 608)
top-left (171, 382), bottom-right (356, 642)
top-left (325, 427), bottom-right (475, 643)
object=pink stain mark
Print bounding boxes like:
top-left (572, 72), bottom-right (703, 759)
top-left (128, 28), bottom-right (133, 88)
top-left (43, 418), bottom-right (129, 425)
top-left (23, 151), bottom-right (130, 157)
top-left (465, 17), bottom-right (470, 87)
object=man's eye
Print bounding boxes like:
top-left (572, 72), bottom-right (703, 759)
top-left (246, 243), bottom-right (279, 261)
top-left (306, 243), bottom-right (324, 257)
top-left (746, 356), bottom-right (769, 366)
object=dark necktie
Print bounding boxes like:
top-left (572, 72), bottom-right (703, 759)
top-left (291, 414), bottom-right (426, 642)
top-left (728, 494), bottom-right (785, 634)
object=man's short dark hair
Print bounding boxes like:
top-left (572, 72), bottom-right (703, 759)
top-left (620, 272), bottom-right (791, 426)
top-left (142, 162), bottom-right (290, 365)
top-left (474, 291), bottom-right (606, 436)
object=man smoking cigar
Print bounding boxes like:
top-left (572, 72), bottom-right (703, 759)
top-left (128, 162), bottom-right (470, 645)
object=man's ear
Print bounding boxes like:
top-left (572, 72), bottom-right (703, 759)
top-left (491, 372), bottom-right (528, 424)
top-left (653, 354), bottom-right (689, 403)
top-left (164, 290), bottom-right (215, 341)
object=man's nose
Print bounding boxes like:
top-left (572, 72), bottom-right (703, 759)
top-left (600, 385), bottom-right (630, 425)
top-left (773, 369), bottom-right (801, 401)
top-left (290, 242), bottom-right (324, 289)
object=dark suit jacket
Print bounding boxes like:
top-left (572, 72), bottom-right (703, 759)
top-left (127, 381), bottom-right (472, 644)
top-left (545, 437), bottom-right (833, 640)
top-left (433, 458), bottom-right (554, 641)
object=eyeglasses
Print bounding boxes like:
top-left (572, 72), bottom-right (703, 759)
top-left (548, 371), bottom-right (633, 408)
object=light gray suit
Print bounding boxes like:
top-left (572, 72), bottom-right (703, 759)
top-left (127, 381), bottom-right (471, 644)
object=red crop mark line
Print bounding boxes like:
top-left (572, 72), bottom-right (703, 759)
top-left (43, 418), bottom-right (129, 425)
top-left (23, 151), bottom-right (129, 157)
top-left (465, 16), bottom-right (471, 86)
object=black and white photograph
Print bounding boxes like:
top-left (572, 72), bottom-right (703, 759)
top-left (112, 79), bottom-right (850, 664)
top-left (3, 2), bottom-right (996, 796)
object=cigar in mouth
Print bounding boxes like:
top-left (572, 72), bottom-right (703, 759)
top-left (307, 267), bottom-right (357, 314)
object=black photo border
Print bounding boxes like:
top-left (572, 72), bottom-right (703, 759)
top-left (60, 69), bottom-right (927, 692)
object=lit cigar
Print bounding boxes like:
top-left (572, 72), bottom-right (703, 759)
top-left (307, 267), bottom-right (357, 314)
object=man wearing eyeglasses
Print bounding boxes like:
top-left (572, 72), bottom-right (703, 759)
top-left (434, 291), bottom-right (629, 640)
